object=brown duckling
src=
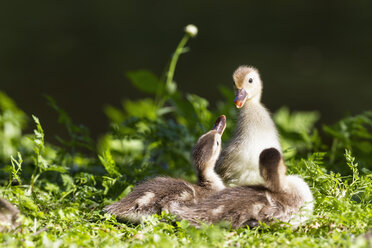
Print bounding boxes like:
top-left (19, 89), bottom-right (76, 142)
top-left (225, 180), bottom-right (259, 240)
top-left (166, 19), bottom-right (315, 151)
top-left (170, 148), bottom-right (313, 229)
top-left (0, 198), bottom-right (20, 232)
top-left (104, 115), bottom-right (227, 223)
top-left (216, 66), bottom-right (282, 186)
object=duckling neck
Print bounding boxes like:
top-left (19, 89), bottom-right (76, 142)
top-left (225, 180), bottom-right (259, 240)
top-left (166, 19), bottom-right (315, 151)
top-left (237, 94), bottom-right (266, 133)
top-left (197, 162), bottom-right (225, 191)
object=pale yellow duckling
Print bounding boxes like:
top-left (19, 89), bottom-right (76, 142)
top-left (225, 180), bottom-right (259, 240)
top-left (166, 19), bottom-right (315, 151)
top-left (215, 66), bottom-right (282, 186)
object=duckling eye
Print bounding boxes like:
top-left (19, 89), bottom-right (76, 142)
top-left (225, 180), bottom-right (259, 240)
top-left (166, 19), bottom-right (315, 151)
top-left (249, 78), bottom-right (253, 83)
top-left (216, 141), bottom-right (220, 146)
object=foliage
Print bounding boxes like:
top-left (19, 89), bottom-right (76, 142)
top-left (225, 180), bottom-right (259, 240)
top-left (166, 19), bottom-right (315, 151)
top-left (0, 30), bottom-right (371, 247)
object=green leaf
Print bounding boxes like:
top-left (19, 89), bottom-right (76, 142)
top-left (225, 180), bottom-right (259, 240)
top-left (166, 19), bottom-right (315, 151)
top-left (102, 176), bottom-right (117, 195)
top-left (186, 93), bottom-right (212, 131)
top-left (127, 70), bottom-right (162, 94)
top-left (177, 219), bottom-right (190, 229)
top-left (123, 98), bottom-right (158, 120)
top-left (99, 149), bottom-right (121, 178)
top-left (61, 174), bottom-right (75, 190)
top-left (7, 152), bottom-right (23, 187)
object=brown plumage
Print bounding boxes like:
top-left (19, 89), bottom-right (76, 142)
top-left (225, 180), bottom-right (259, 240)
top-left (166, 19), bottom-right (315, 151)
top-left (104, 116), bottom-right (226, 223)
top-left (0, 198), bottom-right (20, 232)
top-left (170, 148), bottom-right (313, 229)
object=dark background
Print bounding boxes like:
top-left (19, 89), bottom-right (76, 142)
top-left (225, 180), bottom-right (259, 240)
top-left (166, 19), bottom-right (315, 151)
top-left (1, 0), bottom-right (371, 142)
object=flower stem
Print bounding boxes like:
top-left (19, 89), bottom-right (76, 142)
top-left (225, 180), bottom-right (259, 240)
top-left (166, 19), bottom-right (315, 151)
top-left (166, 34), bottom-right (190, 91)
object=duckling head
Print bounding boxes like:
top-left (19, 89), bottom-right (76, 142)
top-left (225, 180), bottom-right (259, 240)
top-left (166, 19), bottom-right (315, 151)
top-left (259, 148), bottom-right (287, 192)
top-left (233, 66), bottom-right (262, 108)
top-left (192, 115), bottom-right (226, 172)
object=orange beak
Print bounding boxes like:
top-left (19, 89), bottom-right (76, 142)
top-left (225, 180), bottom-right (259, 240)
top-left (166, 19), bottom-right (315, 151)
top-left (234, 88), bottom-right (248, 108)
top-left (212, 115), bottom-right (226, 135)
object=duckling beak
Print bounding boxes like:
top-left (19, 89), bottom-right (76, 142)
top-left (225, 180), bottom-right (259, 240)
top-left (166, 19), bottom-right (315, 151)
top-left (212, 115), bottom-right (226, 135)
top-left (234, 88), bottom-right (248, 108)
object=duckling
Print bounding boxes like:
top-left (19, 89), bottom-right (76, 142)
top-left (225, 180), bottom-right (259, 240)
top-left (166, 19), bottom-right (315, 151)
top-left (0, 198), bottom-right (20, 232)
top-left (170, 148), bottom-right (313, 229)
top-left (215, 66), bottom-right (282, 186)
top-left (104, 115), bottom-right (227, 223)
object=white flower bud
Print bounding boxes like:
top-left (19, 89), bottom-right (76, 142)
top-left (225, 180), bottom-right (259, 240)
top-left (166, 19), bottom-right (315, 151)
top-left (184, 24), bottom-right (198, 37)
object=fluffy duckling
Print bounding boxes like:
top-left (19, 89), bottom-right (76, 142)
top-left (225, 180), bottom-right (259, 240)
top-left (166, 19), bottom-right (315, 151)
top-left (0, 198), bottom-right (20, 232)
top-left (170, 148), bottom-right (313, 229)
top-left (216, 66), bottom-right (282, 186)
top-left (104, 115), bottom-right (227, 223)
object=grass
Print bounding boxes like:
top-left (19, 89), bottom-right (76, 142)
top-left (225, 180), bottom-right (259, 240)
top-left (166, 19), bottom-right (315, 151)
top-left (0, 26), bottom-right (371, 247)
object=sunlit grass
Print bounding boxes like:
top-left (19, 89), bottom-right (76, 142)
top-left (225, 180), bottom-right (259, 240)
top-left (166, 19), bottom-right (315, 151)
top-left (0, 25), bottom-right (371, 247)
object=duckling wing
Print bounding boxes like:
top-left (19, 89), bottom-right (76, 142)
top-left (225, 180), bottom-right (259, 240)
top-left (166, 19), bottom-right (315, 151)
top-left (169, 186), bottom-right (270, 228)
top-left (104, 177), bottom-right (201, 223)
